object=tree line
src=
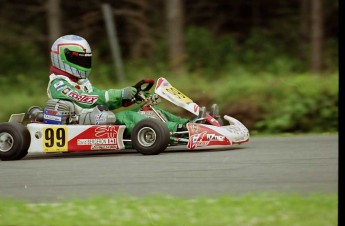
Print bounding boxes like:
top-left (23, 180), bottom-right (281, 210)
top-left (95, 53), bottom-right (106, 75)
top-left (0, 0), bottom-right (338, 76)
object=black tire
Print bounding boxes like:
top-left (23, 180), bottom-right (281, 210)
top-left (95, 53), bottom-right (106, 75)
top-left (0, 122), bottom-right (31, 161)
top-left (131, 118), bottom-right (170, 155)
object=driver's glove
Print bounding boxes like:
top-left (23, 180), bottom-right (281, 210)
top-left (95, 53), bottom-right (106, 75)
top-left (121, 87), bottom-right (137, 100)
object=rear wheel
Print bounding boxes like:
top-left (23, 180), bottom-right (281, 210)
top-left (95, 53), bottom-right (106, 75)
top-left (0, 122), bottom-right (31, 161)
top-left (131, 118), bottom-right (170, 155)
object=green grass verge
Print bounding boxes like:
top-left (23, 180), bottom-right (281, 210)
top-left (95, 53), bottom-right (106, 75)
top-left (0, 193), bottom-right (337, 226)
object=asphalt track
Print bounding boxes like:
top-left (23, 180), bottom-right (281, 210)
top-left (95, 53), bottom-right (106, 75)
top-left (0, 135), bottom-right (338, 202)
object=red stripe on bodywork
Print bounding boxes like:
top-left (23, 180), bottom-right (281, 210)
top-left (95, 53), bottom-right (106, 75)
top-left (155, 77), bottom-right (165, 90)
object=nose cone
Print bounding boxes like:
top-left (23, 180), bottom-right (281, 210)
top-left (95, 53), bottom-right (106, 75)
top-left (223, 115), bottom-right (250, 143)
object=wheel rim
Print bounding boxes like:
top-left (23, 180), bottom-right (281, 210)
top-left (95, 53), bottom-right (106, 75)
top-left (137, 127), bottom-right (156, 147)
top-left (0, 132), bottom-right (14, 152)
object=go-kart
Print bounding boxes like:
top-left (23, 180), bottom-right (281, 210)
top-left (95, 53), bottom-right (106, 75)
top-left (0, 77), bottom-right (249, 161)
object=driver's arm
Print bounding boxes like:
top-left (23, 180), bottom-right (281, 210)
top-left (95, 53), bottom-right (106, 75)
top-left (49, 79), bottom-right (136, 110)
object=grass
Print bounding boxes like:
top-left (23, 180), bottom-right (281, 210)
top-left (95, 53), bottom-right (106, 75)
top-left (0, 193), bottom-right (338, 226)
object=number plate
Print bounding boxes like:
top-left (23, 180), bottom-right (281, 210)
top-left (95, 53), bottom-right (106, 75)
top-left (43, 126), bottom-right (68, 153)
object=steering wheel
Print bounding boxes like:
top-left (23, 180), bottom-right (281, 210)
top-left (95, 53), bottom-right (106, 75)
top-left (122, 79), bottom-right (155, 107)
top-left (133, 79), bottom-right (155, 96)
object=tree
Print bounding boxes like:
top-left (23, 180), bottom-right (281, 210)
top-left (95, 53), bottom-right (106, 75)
top-left (166, 0), bottom-right (186, 75)
top-left (47, 0), bottom-right (62, 46)
top-left (299, 0), bottom-right (309, 62)
top-left (310, 0), bottom-right (324, 74)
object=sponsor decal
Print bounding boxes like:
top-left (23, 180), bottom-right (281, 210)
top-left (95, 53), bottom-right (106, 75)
top-left (206, 134), bottom-right (225, 141)
top-left (44, 109), bottom-right (60, 115)
top-left (95, 126), bottom-right (118, 138)
top-left (54, 81), bottom-right (65, 89)
top-left (95, 113), bottom-right (107, 125)
top-left (66, 91), bottom-right (98, 105)
top-left (77, 138), bottom-right (116, 145)
top-left (163, 86), bottom-right (193, 104)
top-left (188, 131), bottom-right (210, 149)
top-left (189, 124), bottom-right (199, 133)
top-left (68, 125), bottom-right (122, 151)
top-left (43, 109), bottom-right (63, 124)
top-left (187, 123), bottom-right (230, 149)
top-left (68, 91), bottom-right (98, 105)
top-left (60, 87), bottom-right (98, 105)
top-left (56, 85), bottom-right (68, 92)
top-left (44, 114), bottom-right (62, 122)
top-left (62, 87), bottom-right (71, 95)
top-left (91, 145), bottom-right (118, 150)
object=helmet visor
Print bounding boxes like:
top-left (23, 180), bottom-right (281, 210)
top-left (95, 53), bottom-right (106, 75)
top-left (64, 48), bottom-right (92, 69)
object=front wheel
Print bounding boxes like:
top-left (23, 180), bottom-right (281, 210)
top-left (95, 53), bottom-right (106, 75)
top-left (131, 118), bottom-right (170, 155)
top-left (0, 122), bottom-right (31, 161)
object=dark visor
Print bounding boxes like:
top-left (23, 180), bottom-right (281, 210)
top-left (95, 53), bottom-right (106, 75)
top-left (64, 48), bottom-right (92, 69)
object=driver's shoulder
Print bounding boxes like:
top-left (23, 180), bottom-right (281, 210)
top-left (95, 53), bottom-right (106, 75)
top-left (49, 75), bottom-right (76, 88)
top-left (48, 79), bottom-right (71, 92)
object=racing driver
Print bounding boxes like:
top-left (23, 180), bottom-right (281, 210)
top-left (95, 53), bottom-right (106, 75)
top-left (47, 34), bottom-right (190, 135)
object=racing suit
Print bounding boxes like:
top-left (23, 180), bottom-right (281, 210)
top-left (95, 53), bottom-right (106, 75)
top-left (47, 66), bottom-right (189, 134)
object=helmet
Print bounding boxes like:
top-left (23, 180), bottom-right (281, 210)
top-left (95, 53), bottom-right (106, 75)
top-left (51, 35), bottom-right (92, 79)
